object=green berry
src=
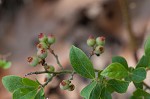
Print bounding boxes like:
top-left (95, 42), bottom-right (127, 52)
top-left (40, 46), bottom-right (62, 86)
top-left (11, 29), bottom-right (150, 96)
top-left (96, 36), bottom-right (105, 46)
top-left (67, 84), bottom-right (75, 91)
top-left (38, 33), bottom-right (48, 42)
top-left (60, 80), bottom-right (71, 90)
top-left (45, 65), bottom-right (55, 72)
top-left (27, 56), bottom-right (39, 67)
top-left (37, 48), bottom-right (48, 59)
top-left (87, 35), bottom-right (96, 47)
top-left (37, 42), bottom-right (48, 50)
top-left (94, 45), bottom-right (104, 56)
top-left (48, 34), bottom-right (56, 45)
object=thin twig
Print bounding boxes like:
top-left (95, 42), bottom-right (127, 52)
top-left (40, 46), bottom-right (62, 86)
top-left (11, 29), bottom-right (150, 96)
top-left (143, 82), bottom-right (150, 90)
top-left (49, 47), bottom-right (64, 70)
top-left (25, 70), bottom-right (73, 76)
top-left (42, 74), bottom-right (55, 87)
top-left (118, 0), bottom-right (150, 90)
top-left (118, 0), bottom-right (137, 51)
top-left (89, 47), bottom-right (95, 59)
top-left (69, 71), bottom-right (75, 80)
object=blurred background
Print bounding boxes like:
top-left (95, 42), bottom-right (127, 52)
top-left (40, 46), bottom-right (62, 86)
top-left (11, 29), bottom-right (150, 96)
top-left (0, 0), bottom-right (150, 99)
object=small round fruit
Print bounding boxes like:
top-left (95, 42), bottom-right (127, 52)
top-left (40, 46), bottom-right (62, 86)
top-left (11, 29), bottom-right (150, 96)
top-left (38, 33), bottom-right (48, 42)
top-left (87, 35), bottom-right (96, 47)
top-left (60, 80), bottom-right (71, 90)
top-left (47, 34), bottom-right (56, 45)
top-left (27, 56), bottom-right (39, 67)
top-left (94, 45), bottom-right (104, 56)
top-left (45, 65), bottom-right (55, 72)
top-left (96, 36), bottom-right (105, 46)
top-left (37, 48), bottom-right (48, 59)
top-left (68, 84), bottom-right (75, 91)
top-left (37, 42), bottom-right (48, 50)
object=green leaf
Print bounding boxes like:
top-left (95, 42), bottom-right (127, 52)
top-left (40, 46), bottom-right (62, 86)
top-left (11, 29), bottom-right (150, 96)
top-left (101, 87), bottom-right (112, 99)
top-left (106, 85), bottom-right (114, 93)
top-left (70, 46), bottom-right (95, 79)
top-left (35, 88), bottom-right (45, 99)
top-left (132, 89), bottom-right (150, 98)
top-left (130, 95), bottom-right (143, 99)
top-left (133, 82), bottom-right (143, 89)
top-left (145, 37), bottom-right (150, 56)
top-left (112, 56), bottom-right (128, 69)
top-left (3, 61), bottom-right (11, 69)
top-left (136, 55), bottom-right (149, 68)
top-left (2, 76), bottom-right (25, 92)
top-left (101, 63), bottom-right (128, 79)
top-left (13, 88), bottom-right (37, 99)
top-left (22, 78), bottom-right (39, 88)
top-left (0, 60), bottom-right (11, 69)
top-left (80, 81), bottom-right (97, 99)
top-left (107, 79), bottom-right (129, 93)
top-left (0, 60), bottom-right (6, 67)
top-left (89, 83), bottom-right (102, 99)
top-left (131, 67), bottom-right (146, 83)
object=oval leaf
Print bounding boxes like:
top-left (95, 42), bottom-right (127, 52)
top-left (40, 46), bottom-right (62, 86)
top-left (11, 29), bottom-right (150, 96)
top-left (101, 63), bottom-right (128, 79)
top-left (89, 83), bottom-right (102, 99)
top-left (70, 46), bottom-right (95, 79)
top-left (133, 82), bottom-right (143, 89)
top-left (112, 56), bottom-right (128, 69)
top-left (136, 55), bottom-right (149, 68)
top-left (107, 79), bottom-right (129, 93)
top-left (132, 89), bottom-right (150, 98)
top-left (101, 87), bottom-right (112, 99)
top-left (35, 88), bottom-right (45, 99)
top-left (131, 67), bottom-right (146, 83)
top-left (13, 88), bottom-right (37, 99)
top-left (80, 81), bottom-right (97, 99)
top-left (22, 78), bottom-right (39, 88)
top-left (2, 75), bottom-right (24, 92)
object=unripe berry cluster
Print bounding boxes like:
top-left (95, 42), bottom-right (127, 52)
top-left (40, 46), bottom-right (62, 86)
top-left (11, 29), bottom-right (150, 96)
top-left (27, 33), bottom-right (56, 67)
top-left (87, 35), bottom-right (105, 56)
top-left (60, 80), bottom-right (75, 91)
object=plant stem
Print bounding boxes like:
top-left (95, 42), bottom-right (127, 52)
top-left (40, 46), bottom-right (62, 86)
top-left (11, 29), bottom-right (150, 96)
top-left (89, 47), bottom-right (95, 59)
top-left (118, 0), bottom-right (137, 51)
top-left (69, 71), bottom-right (75, 80)
top-left (48, 47), bottom-right (64, 70)
top-left (42, 74), bottom-right (55, 87)
top-left (25, 70), bottom-right (73, 76)
top-left (119, 0), bottom-right (150, 89)
top-left (25, 68), bottom-right (100, 77)
top-left (143, 82), bottom-right (150, 90)
top-left (118, 0), bottom-right (150, 90)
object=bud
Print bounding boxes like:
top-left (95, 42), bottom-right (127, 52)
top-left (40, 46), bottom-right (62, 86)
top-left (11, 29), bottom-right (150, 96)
top-left (45, 65), bottom-right (55, 72)
top-left (37, 42), bottom-right (48, 50)
top-left (67, 84), bottom-right (75, 91)
top-left (38, 33), bottom-right (48, 42)
top-left (94, 45), bottom-right (104, 56)
top-left (27, 56), bottom-right (39, 67)
top-left (47, 34), bottom-right (56, 45)
top-left (87, 35), bottom-right (96, 47)
top-left (37, 48), bottom-right (48, 59)
top-left (96, 36), bottom-right (105, 46)
top-left (60, 80), bottom-right (71, 90)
